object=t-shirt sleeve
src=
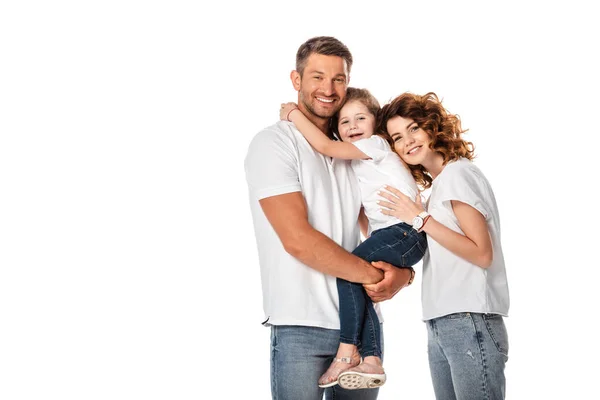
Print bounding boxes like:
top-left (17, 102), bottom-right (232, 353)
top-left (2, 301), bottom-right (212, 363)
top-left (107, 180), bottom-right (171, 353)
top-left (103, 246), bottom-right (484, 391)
top-left (437, 164), bottom-right (490, 220)
top-left (244, 128), bottom-right (302, 200)
top-left (352, 136), bottom-right (390, 163)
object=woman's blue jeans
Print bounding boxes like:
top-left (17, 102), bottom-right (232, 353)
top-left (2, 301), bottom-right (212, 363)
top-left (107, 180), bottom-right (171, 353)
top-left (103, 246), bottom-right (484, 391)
top-left (338, 222), bottom-right (427, 358)
top-left (427, 312), bottom-right (509, 400)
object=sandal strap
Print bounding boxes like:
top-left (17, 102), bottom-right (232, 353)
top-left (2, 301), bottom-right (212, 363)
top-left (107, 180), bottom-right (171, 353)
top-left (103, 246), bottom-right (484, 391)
top-left (333, 356), bottom-right (355, 364)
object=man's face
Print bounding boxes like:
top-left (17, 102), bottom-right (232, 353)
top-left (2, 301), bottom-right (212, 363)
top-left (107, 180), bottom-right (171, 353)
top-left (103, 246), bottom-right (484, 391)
top-left (293, 54), bottom-right (349, 121)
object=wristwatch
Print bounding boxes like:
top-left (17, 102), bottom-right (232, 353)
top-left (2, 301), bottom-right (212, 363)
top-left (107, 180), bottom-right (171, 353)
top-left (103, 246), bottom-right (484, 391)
top-left (412, 211), bottom-right (430, 231)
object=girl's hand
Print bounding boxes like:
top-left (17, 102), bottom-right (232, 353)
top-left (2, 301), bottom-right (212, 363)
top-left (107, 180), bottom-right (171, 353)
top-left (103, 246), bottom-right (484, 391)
top-left (378, 186), bottom-right (425, 225)
top-left (280, 102), bottom-right (299, 121)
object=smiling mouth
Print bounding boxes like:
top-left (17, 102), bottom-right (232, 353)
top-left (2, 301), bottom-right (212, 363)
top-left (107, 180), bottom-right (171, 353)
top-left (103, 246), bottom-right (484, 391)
top-left (316, 97), bottom-right (335, 104)
top-left (407, 145), bottom-right (422, 155)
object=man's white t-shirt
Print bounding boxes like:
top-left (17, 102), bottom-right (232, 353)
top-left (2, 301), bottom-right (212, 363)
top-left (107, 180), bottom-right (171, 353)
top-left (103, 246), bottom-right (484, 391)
top-left (352, 135), bottom-right (419, 235)
top-left (422, 158), bottom-right (510, 320)
top-left (245, 121), bottom-right (381, 329)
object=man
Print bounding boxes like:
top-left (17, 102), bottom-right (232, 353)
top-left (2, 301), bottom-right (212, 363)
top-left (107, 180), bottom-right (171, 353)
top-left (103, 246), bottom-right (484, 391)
top-left (244, 36), bottom-right (413, 400)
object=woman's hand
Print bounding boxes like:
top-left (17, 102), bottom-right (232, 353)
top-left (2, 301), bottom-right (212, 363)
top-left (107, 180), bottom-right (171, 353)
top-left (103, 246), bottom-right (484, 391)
top-left (280, 102), bottom-right (299, 121)
top-left (378, 185), bottom-right (425, 224)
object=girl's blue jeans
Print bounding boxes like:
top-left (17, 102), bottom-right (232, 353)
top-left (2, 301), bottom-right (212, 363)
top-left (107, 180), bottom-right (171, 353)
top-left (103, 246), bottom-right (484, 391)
top-left (338, 222), bottom-right (427, 358)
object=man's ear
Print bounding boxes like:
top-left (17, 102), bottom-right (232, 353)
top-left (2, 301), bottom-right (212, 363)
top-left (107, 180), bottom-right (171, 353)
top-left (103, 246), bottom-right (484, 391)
top-left (290, 70), bottom-right (301, 91)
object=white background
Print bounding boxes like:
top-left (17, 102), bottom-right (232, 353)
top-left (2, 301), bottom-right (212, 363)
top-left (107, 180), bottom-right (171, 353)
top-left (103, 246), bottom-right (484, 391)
top-left (1, 1), bottom-right (598, 399)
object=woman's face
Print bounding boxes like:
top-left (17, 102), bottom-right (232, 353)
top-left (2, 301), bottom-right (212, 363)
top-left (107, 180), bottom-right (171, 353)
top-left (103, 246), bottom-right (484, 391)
top-left (337, 100), bottom-right (376, 143)
top-left (387, 116), bottom-right (431, 165)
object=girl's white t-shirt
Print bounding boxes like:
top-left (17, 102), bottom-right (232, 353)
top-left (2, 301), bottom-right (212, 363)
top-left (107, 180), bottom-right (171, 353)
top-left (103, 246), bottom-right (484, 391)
top-left (352, 135), bottom-right (418, 235)
top-left (422, 158), bottom-right (510, 321)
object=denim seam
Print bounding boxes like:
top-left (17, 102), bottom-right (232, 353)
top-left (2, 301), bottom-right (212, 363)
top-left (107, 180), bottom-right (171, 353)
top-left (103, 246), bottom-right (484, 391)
top-left (271, 326), bottom-right (278, 399)
top-left (351, 283), bottom-right (361, 343)
top-left (471, 314), bottom-right (491, 400)
top-left (363, 302), bottom-right (381, 358)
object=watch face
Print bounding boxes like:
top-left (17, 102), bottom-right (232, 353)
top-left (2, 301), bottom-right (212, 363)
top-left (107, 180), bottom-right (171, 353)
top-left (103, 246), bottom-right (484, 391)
top-left (412, 216), bottom-right (423, 230)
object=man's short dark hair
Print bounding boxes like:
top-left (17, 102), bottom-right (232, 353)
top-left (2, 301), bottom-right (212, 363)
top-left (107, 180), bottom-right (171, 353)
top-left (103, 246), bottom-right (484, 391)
top-left (295, 36), bottom-right (353, 77)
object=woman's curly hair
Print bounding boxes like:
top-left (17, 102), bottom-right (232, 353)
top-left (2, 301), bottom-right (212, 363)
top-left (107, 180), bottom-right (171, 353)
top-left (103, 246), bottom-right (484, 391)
top-left (378, 92), bottom-right (475, 189)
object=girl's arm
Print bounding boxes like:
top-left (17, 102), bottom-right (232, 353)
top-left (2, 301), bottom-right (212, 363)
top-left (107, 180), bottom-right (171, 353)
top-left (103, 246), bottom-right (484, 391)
top-left (378, 186), bottom-right (493, 269)
top-left (280, 102), bottom-right (368, 160)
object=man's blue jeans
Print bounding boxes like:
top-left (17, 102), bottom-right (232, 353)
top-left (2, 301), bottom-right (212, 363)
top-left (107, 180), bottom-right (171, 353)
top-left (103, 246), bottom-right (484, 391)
top-left (338, 222), bottom-right (427, 358)
top-left (427, 312), bottom-right (509, 400)
top-left (270, 325), bottom-right (383, 400)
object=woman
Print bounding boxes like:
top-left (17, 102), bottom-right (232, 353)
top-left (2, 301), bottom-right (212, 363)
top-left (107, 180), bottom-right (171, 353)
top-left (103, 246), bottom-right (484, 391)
top-left (376, 92), bottom-right (510, 399)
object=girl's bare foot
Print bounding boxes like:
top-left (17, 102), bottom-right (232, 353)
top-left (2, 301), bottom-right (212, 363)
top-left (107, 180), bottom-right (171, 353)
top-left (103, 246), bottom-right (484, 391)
top-left (317, 344), bottom-right (360, 388)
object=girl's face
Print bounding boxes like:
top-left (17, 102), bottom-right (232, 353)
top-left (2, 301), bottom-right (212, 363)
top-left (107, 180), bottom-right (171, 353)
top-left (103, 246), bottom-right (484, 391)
top-left (387, 116), bottom-right (432, 165)
top-left (337, 100), bottom-right (376, 143)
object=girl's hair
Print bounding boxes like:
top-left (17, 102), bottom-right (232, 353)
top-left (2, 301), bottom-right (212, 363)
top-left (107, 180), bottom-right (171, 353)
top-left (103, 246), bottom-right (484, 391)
top-left (331, 87), bottom-right (394, 149)
top-left (378, 92), bottom-right (474, 189)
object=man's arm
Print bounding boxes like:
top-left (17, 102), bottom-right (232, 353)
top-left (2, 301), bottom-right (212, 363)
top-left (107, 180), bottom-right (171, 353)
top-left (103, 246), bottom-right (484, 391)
top-left (259, 192), bottom-right (383, 284)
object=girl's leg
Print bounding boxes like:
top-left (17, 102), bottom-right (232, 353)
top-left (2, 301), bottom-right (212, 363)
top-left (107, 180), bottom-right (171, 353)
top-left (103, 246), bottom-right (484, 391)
top-left (333, 223), bottom-right (426, 389)
top-left (329, 236), bottom-right (390, 390)
top-left (349, 226), bottom-right (407, 360)
top-left (358, 290), bottom-right (382, 358)
top-left (352, 223), bottom-right (427, 359)
top-left (317, 277), bottom-right (363, 387)
top-left (337, 277), bottom-right (366, 347)
top-left (336, 288), bottom-right (386, 390)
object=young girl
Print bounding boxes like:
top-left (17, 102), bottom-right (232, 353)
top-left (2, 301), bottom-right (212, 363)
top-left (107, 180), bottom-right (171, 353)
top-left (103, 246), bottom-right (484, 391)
top-left (377, 92), bottom-right (510, 399)
top-left (279, 88), bottom-right (428, 390)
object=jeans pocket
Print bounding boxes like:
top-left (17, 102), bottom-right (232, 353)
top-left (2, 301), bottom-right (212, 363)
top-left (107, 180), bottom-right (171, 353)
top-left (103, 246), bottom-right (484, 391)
top-left (401, 239), bottom-right (426, 267)
top-left (483, 314), bottom-right (509, 357)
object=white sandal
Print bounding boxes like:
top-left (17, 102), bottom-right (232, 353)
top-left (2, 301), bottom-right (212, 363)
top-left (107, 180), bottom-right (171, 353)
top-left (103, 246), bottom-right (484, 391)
top-left (338, 370), bottom-right (386, 390)
top-left (318, 356), bottom-right (359, 388)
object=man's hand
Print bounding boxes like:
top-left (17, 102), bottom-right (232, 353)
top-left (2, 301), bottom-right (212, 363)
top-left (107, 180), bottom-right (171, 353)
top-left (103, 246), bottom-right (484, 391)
top-left (363, 261), bottom-right (412, 303)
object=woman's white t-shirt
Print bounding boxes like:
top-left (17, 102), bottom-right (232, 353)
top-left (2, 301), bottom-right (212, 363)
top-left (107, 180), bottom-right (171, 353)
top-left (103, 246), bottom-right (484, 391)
top-left (422, 158), bottom-right (510, 321)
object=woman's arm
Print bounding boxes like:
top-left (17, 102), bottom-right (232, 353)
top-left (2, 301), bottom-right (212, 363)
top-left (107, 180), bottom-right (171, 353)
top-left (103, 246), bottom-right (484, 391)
top-left (280, 102), bottom-right (368, 160)
top-left (378, 186), bottom-right (493, 268)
